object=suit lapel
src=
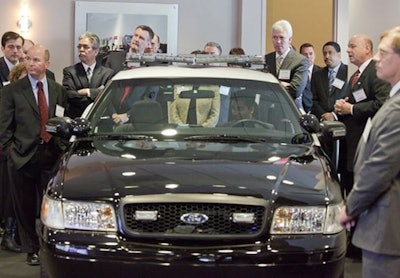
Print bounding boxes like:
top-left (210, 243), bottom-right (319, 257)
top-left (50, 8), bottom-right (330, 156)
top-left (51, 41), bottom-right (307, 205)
top-left (77, 63), bottom-right (89, 87)
top-left (47, 79), bottom-right (57, 117)
top-left (19, 77), bottom-right (41, 117)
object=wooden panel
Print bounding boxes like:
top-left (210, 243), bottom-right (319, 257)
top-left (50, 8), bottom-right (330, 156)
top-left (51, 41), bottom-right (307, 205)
top-left (266, 0), bottom-right (334, 66)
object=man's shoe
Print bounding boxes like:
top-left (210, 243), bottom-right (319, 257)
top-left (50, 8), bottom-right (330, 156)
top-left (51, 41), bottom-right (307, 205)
top-left (26, 252), bottom-right (40, 266)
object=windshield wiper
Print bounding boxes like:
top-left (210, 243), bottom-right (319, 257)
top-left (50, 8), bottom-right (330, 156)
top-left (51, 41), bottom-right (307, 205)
top-left (184, 135), bottom-right (265, 143)
top-left (76, 134), bottom-right (154, 141)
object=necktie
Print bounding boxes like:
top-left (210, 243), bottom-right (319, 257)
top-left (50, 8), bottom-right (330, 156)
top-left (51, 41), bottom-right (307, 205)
top-left (276, 56), bottom-right (283, 74)
top-left (87, 67), bottom-right (92, 83)
top-left (120, 86), bottom-right (131, 106)
top-left (328, 69), bottom-right (335, 91)
top-left (37, 81), bottom-right (52, 143)
top-left (351, 69), bottom-right (360, 89)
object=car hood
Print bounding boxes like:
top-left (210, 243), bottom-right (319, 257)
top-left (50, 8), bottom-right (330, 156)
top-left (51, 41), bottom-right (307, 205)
top-left (58, 139), bottom-right (328, 205)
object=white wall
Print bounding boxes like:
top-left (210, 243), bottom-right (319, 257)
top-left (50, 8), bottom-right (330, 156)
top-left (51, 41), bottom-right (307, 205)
top-left (1, 0), bottom-right (240, 81)
top-left (1, 0), bottom-right (400, 81)
top-left (347, 0), bottom-right (400, 74)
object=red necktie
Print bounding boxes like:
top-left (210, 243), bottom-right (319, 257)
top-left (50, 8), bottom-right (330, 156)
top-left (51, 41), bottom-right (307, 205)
top-left (120, 86), bottom-right (131, 105)
top-left (37, 81), bottom-right (52, 142)
top-left (351, 69), bottom-right (360, 89)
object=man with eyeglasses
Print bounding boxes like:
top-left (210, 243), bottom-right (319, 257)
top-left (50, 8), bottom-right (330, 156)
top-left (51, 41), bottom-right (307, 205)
top-left (340, 26), bottom-right (400, 278)
top-left (0, 31), bottom-right (24, 87)
top-left (62, 32), bottom-right (114, 119)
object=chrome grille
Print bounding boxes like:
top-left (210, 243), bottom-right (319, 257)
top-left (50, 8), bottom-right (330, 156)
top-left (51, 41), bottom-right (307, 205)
top-left (123, 203), bottom-right (265, 237)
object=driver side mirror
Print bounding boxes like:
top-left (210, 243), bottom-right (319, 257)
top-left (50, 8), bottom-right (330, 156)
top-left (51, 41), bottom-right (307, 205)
top-left (45, 117), bottom-right (91, 139)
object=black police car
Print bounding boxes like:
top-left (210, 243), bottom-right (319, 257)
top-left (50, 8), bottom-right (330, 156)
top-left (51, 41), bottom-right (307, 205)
top-left (39, 55), bottom-right (346, 278)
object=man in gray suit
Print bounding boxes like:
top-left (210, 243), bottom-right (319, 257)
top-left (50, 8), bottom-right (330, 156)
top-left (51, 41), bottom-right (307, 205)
top-left (340, 26), bottom-right (400, 277)
top-left (63, 32), bottom-right (114, 118)
top-left (264, 19), bottom-right (309, 110)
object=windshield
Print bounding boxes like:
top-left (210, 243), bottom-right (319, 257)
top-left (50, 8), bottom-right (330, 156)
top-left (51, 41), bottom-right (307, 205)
top-left (89, 76), bottom-right (307, 144)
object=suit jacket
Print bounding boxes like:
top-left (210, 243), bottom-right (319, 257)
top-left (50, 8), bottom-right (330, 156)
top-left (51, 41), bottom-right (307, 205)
top-left (0, 57), bottom-right (11, 87)
top-left (104, 50), bottom-right (128, 74)
top-left (46, 69), bottom-right (56, 81)
top-left (311, 63), bottom-right (348, 118)
top-left (63, 62), bottom-right (114, 118)
top-left (169, 85), bottom-right (220, 127)
top-left (265, 49), bottom-right (309, 109)
top-left (0, 76), bottom-right (68, 169)
top-left (347, 89), bottom-right (400, 256)
top-left (302, 64), bottom-right (322, 112)
top-left (338, 60), bottom-right (390, 172)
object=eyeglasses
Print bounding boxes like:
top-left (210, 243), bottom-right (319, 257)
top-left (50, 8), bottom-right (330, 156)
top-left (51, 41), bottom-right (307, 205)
top-left (377, 48), bottom-right (395, 58)
top-left (77, 44), bottom-right (92, 50)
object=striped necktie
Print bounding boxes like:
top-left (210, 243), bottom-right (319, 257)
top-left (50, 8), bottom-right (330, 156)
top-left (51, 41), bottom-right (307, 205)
top-left (87, 67), bottom-right (93, 83)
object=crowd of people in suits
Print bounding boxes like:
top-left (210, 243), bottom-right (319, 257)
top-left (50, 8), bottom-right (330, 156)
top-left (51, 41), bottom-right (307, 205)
top-left (0, 19), bottom-right (400, 276)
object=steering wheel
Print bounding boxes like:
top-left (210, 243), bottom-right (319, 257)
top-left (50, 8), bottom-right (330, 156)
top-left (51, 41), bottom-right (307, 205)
top-left (231, 119), bottom-right (274, 129)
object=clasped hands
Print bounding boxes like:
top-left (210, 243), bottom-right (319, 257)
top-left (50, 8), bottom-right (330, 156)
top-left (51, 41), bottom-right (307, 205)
top-left (334, 97), bottom-right (352, 115)
top-left (112, 113), bottom-right (129, 124)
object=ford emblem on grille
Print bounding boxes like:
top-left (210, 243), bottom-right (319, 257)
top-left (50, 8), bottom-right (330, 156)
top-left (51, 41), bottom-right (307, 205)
top-left (180, 213), bottom-right (209, 225)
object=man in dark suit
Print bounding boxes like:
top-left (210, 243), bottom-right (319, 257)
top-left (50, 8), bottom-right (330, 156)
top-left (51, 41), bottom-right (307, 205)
top-left (63, 32), bottom-right (114, 118)
top-left (300, 42), bottom-right (321, 112)
top-left (334, 34), bottom-right (390, 195)
top-left (0, 45), bottom-right (68, 265)
top-left (105, 25), bottom-right (154, 74)
top-left (264, 20), bottom-right (309, 111)
top-left (334, 34), bottom-right (390, 260)
top-left (311, 41), bottom-right (348, 120)
top-left (0, 31), bottom-right (24, 88)
top-left (311, 41), bottom-right (348, 165)
top-left (0, 30), bottom-right (24, 252)
top-left (340, 26), bottom-right (400, 278)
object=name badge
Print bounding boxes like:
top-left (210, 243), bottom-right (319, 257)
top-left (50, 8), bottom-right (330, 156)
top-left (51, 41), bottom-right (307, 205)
top-left (353, 88), bottom-right (367, 102)
top-left (55, 104), bottom-right (65, 117)
top-left (278, 69), bottom-right (291, 80)
top-left (332, 78), bottom-right (345, 90)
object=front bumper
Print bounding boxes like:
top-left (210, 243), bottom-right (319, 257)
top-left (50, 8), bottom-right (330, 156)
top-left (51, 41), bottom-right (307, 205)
top-left (40, 227), bottom-right (346, 278)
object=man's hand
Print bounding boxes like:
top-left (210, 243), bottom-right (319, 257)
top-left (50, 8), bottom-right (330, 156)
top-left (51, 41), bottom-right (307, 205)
top-left (112, 113), bottom-right (129, 124)
top-left (339, 205), bottom-right (356, 230)
top-left (334, 97), bottom-right (353, 115)
top-left (77, 88), bottom-right (90, 96)
top-left (321, 112), bottom-right (335, 121)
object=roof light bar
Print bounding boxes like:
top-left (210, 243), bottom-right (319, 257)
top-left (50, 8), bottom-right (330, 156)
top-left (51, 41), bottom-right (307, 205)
top-left (126, 53), bottom-right (265, 66)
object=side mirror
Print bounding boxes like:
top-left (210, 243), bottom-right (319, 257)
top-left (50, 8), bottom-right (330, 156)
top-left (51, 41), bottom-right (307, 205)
top-left (45, 117), bottom-right (91, 139)
top-left (320, 120), bottom-right (346, 140)
top-left (300, 114), bottom-right (320, 133)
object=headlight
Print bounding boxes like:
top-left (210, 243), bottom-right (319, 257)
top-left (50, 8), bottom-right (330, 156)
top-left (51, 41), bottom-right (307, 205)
top-left (41, 195), bottom-right (117, 231)
top-left (270, 203), bottom-right (343, 234)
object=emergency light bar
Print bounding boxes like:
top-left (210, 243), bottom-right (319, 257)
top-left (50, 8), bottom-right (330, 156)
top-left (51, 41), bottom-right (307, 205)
top-left (125, 53), bottom-right (265, 67)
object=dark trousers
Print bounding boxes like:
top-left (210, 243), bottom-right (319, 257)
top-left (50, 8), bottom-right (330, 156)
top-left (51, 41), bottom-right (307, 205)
top-left (1, 157), bottom-right (14, 219)
top-left (8, 142), bottom-right (61, 253)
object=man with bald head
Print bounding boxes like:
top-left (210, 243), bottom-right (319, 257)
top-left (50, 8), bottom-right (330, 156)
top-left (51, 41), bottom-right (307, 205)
top-left (0, 45), bottom-right (68, 265)
top-left (334, 34), bottom-right (390, 259)
top-left (20, 38), bottom-right (56, 80)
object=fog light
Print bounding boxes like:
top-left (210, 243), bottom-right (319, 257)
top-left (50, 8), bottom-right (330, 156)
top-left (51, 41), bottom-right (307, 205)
top-left (135, 210), bottom-right (158, 221)
top-left (232, 213), bottom-right (255, 223)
